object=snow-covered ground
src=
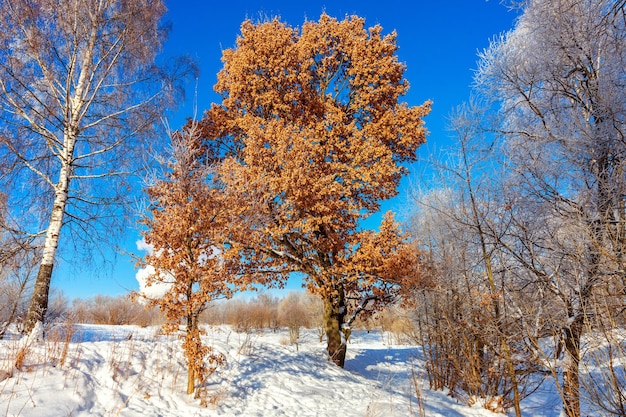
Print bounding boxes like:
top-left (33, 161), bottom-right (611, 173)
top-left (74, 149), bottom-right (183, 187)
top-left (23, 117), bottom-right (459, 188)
top-left (1, 324), bottom-right (562, 416)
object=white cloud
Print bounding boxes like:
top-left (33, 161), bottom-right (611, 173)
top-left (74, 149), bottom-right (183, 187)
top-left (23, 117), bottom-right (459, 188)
top-left (135, 265), bottom-right (173, 300)
top-left (136, 238), bottom-right (154, 254)
top-left (135, 239), bottom-right (172, 300)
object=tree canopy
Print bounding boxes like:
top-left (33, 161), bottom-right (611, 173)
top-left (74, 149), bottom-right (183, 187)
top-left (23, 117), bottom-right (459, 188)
top-left (196, 14), bottom-right (430, 366)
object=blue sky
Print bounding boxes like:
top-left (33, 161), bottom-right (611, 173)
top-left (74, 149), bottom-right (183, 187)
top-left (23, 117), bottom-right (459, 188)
top-left (53, 0), bottom-right (520, 300)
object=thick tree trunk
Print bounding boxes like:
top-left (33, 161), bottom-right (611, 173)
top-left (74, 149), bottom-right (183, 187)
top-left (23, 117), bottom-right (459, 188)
top-left (22, 13), bottom-right (92, 335)
top-left (24, 263), bottom-right (54, 334)
top-left (323, 286), bottom-right (347, 367)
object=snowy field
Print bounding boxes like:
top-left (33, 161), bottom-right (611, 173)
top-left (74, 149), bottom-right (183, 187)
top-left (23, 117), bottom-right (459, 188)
top-left (0, 324), bottom-right (564, 417)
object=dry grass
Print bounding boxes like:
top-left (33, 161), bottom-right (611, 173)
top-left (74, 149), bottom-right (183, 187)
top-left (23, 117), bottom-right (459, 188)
top-left (409, 361), bottom-right (427, 417)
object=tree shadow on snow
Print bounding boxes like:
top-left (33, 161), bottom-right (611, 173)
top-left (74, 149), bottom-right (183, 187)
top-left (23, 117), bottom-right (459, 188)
top-left (344, 341), bottom-right (477, 417)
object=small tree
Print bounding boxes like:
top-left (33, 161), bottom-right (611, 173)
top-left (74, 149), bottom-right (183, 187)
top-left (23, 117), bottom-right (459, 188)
top-left (137, 123), bottom-right (240, 396)
top-left (198, 14), bottom-right (430, 367)
top-left (278, 292), bottom-right (311, 346)
top-left (407, 103), bottom-right (540, 414)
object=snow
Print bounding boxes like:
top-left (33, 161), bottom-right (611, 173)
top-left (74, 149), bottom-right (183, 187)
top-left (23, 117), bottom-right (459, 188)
top-left (1, 324), bottom-right (562, 417)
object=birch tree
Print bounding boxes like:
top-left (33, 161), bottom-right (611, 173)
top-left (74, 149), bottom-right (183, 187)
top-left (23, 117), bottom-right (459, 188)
top-left (0, 0), bottom-right (189, 334)
top-left (476, 1), bottom-right (626, 415)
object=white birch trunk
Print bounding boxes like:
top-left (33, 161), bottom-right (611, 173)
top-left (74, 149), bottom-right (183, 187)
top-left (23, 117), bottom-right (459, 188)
top-left (23, 13), bottom-right (96, 333)
top-left (23, 143), bottom-right (74, 333)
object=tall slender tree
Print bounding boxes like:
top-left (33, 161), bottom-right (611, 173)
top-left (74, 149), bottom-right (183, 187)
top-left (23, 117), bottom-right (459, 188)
top-left (198, 14), bottom-right (430, 367)
top-left (0, 0), bottom-right (190, 334)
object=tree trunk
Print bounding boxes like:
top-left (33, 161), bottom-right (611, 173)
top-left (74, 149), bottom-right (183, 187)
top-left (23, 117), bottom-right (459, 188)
top-left (562, 318), bottom-right (582, 417)
top-left (187, 363), bottom-right (196, 395)
top-left (502, 339), bottom-right (522, 417)
top-left (186, 312), bottom-right (197, 395)
top-left (24, 162), bottom-right (71, 334)
top-left (323, 286), bottom-right (347, 367)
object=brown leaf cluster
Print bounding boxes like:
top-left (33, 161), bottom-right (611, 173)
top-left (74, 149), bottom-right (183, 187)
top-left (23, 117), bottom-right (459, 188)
top-left (141, 13), bottom-right (431, 371)
top-left (198, 13), bottom-right (431, 308)
top-left (137, 124), bottom-right (240, 393)
top-left (181, 326), bottom-right (225, 392)
top-left (140, 131), bottom-right (233, 319)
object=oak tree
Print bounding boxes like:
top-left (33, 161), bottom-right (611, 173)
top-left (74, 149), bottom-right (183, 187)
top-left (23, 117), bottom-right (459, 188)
top-left (0, 0), bottom-right (190, 334)
top-left (137, 123), bottom-right (239, 396)
top-left (199, 14), bottom-right (430, 367)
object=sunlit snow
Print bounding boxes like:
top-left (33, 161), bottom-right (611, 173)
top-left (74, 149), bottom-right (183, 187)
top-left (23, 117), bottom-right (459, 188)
top-left (0, 324), bottom-right (566, 417)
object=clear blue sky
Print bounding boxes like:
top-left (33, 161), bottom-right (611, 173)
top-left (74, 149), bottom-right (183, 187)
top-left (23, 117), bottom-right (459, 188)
top-left (53, 0), bottom-right (520, 300)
